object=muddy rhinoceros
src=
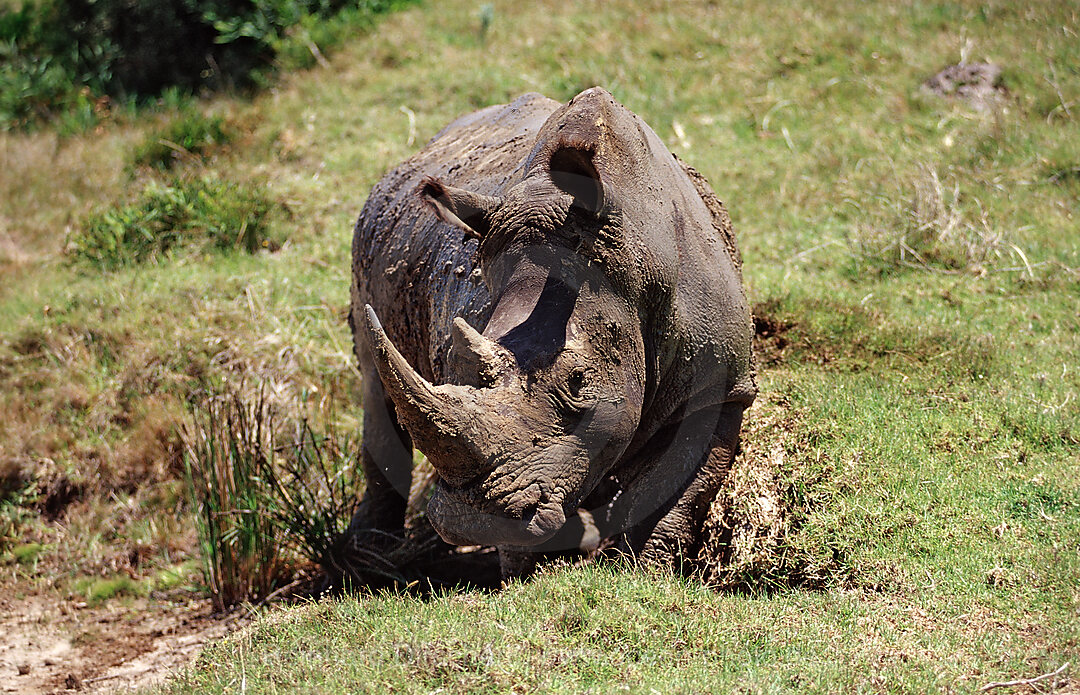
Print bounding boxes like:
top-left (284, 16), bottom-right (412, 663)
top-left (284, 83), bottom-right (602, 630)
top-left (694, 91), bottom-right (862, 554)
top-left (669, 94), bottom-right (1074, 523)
top-left (349, 87), bottom-right (756, 579)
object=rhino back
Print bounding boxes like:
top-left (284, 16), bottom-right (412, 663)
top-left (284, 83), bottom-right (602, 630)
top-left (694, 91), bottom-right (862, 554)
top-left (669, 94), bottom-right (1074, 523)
top-left (351, 93), bottom-right (560, 383)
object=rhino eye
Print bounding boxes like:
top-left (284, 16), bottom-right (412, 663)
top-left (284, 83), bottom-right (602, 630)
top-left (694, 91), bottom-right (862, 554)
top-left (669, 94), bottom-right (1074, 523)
top-left (568, 367), bottom-right (588, 397)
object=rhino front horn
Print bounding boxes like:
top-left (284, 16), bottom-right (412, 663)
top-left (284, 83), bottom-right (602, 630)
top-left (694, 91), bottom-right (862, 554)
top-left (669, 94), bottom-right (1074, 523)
top-left (363, 305), bottom-right (484, 487)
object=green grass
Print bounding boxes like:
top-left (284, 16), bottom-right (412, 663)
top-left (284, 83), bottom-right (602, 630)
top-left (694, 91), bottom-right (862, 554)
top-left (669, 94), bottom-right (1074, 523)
top-left (184, 393), bottom-right (294, 611)
top-left (69, 562), bottom-right (202, 605)
top-left (72, 575), bottom-right (148, 605)
top-left (160, 562), bottom-right (1077, 694)
top-left (0, 0), bottom-right (1077, 691)
top-left (9, 542), bottom-right (46, 565)
top-left (131, 110), bottom-right (234, 170)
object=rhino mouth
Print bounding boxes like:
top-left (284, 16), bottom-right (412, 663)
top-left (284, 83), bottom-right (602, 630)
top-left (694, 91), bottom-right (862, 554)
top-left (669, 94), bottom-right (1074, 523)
top-left (426, 479), bottom-right (569, 547)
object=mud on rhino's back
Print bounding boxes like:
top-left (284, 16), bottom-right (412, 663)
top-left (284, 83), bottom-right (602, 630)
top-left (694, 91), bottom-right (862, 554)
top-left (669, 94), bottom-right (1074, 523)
top-left (351, 93), bottom-right (560, 383)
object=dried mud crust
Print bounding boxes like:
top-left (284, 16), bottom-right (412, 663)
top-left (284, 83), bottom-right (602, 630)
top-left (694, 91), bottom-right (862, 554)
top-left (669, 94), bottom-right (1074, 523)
top-left (696, 392), bottom-right (794, 588)
top-left (0, 590), bottom-right (238, 694)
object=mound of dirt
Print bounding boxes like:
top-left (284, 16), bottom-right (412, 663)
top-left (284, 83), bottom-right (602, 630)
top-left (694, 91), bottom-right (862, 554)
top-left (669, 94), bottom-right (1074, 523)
top-left (922, 62), bottom-right (1007, 108)
top-left (696, 394), bottom-right (791, 589)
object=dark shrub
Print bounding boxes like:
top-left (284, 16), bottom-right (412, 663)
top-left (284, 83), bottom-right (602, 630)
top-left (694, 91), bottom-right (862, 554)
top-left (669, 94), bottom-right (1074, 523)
top-left (0, 0), bottom-right (418, 128)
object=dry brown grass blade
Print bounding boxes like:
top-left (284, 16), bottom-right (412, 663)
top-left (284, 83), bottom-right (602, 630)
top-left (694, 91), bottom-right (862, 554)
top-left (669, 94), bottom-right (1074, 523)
top-left (979, 662), bottom-right (1070, 692)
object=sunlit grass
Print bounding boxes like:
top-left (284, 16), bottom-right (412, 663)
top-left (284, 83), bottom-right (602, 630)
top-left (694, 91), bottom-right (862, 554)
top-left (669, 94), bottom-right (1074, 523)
top-left (0, 0), bottom-right (1077, 691)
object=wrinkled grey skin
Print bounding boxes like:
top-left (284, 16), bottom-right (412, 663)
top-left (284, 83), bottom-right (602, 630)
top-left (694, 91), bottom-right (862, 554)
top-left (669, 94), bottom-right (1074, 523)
top-left (349, 87), bottom-right (756, 579)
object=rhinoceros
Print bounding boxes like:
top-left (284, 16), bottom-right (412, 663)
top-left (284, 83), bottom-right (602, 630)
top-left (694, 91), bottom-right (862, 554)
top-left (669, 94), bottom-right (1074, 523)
top-left (349, 87), bottom-right (756, 579)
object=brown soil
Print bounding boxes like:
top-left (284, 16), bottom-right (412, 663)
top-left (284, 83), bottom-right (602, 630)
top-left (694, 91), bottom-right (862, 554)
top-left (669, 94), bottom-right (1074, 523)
top-left (696, 392), bottom-right (792, 588)
top-left (0, 588), bottom-right (239, 694)
top-left (752, 303), bottom-right (795, 367)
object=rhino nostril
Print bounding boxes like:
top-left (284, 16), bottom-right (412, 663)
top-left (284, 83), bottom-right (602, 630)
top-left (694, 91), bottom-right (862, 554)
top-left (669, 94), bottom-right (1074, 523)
top-left (503, 482), bottom-right (542, 519)
top-left (523, 500), bottom-right (567, 537)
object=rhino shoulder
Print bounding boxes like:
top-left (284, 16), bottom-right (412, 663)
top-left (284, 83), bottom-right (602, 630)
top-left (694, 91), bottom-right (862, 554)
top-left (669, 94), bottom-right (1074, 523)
top-left (425, 92), bottom-right (562, 152)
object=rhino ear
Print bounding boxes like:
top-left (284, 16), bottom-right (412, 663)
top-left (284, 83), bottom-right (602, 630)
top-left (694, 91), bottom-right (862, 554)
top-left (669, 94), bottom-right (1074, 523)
top-left (418, 177), bottom-right (501, 241)
top-left (550, 145), bottom-right (604, 215)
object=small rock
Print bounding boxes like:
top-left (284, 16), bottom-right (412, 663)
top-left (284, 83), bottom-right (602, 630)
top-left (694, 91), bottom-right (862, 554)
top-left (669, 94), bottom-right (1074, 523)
top-left (16, 663), bottom-right (30, 676)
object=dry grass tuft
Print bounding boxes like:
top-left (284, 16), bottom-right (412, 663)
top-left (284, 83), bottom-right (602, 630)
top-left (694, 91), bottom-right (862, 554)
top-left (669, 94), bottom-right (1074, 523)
top-left (849, 164), bottom-right (1010, 273)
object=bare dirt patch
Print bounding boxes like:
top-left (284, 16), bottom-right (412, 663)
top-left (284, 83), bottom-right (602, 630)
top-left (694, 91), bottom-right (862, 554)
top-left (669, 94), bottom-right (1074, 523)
top-left (752, 301), bottom-right (795, 367)
top-left (0, 589), bottom-right (239, 694)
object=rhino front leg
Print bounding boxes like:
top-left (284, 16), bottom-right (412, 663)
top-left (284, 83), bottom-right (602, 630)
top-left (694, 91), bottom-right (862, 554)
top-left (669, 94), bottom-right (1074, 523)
top-left (348, 351), bottom-right (414, 536)
top-left (497, 547), bottom-right (537, 582)
top-left (629, 403), bottom-right (746, 571)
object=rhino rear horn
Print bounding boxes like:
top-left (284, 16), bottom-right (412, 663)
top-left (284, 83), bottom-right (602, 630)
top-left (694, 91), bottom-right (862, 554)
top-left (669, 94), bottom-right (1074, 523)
top-left (363, 305), bottom-right (483, 487)
top-left (418, 177), bottom-right (501, 241)
top-left (450, 317), bottom-right (512, 388)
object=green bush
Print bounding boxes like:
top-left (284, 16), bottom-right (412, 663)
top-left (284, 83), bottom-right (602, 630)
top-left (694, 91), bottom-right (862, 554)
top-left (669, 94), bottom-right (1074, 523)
top-left (67, 176), bottom-right (279, 270)
top-left (0, 3), bottom-right (76, 129)
top-left (132, 111), bottom-right (234, 169)
top-left (0, 0), bottom-right (420, 129)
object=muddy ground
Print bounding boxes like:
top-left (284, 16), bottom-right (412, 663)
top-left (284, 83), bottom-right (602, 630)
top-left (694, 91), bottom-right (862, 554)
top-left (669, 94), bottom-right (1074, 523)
top-left (0, 589), bottom-right (238, 694)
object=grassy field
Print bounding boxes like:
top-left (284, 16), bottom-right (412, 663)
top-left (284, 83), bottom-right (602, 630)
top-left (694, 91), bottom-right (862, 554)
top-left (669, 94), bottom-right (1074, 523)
top-left (2, 0), bottom-right (1078, 692)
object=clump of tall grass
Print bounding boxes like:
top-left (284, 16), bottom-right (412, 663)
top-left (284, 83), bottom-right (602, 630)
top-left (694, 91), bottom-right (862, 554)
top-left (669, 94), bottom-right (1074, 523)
top-left (256, 406), bottom-right (368, 586)
top-left (183, 388), bottom-right (445, 608)
top-left (848, 165), bottom-right (1013, 274)
top-left (131, 111), bottom-right (234, 170)
top-left (66, 176), bottom-right (279, 270)
top-left (183, 392), bottom-right (294, 610)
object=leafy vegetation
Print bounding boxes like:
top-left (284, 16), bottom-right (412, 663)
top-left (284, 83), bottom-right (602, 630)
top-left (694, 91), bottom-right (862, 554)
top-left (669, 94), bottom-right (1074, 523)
top-left (131, 110), bottom-right (234, 170)
top-left (0, 0), bottom-right (420, 130)
top-left (66, 176), bottom-right (279, 270)
top-left (0, 0), bottom-right (1077, 691)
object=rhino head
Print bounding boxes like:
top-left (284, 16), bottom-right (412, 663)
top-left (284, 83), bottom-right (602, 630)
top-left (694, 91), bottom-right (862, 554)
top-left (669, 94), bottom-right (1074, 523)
top-left (363, 88), bottom-right (653, 548)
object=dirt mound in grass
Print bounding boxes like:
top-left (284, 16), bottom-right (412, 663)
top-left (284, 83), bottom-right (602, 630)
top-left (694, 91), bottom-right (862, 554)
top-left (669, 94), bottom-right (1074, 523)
top-left (922, 62), bottom-right (1007, 109)
top-left (328, 395), bottom-right (806, 594)
top-left (695, 394), bottom-right (793, 589)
